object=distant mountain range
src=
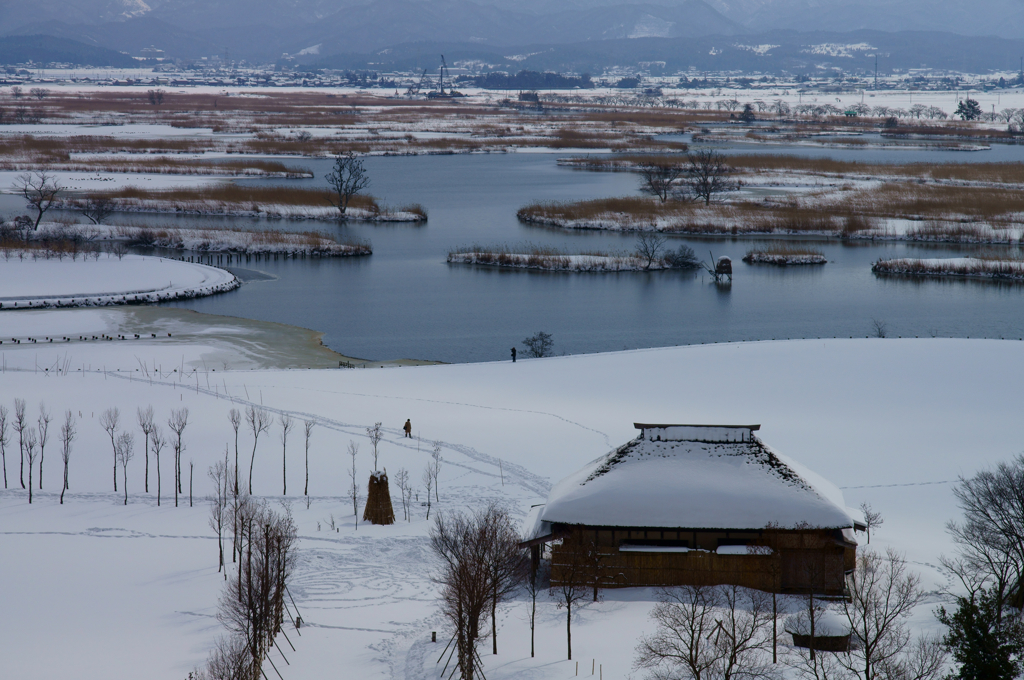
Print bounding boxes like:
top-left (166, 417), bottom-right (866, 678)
top-left (2, 0), bottom-right (1024, 71)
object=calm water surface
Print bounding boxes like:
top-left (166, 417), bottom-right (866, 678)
top-left (174, 153), bottom-right (1024, 363)
top-left (7, 149), bottom-right (1024, 363)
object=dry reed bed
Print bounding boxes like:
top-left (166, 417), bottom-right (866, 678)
top-left (872, 257), bottom-right (1024, 280)
top-left (58, 186), bottom-right (427, 222)
top-left (447, 244), bottom-right (667, 271)
top-left (560, 153), bottom-right (1024, 185)
top-left (519, 184), bottom-right (1024, 243)
top-left (108, 225), bottom-right (371, 256)
top-left (742, 245), bottom-right (827, 265)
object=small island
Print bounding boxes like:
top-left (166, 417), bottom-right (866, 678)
top-left (742, 245), bottom-right (828, 266)
top-left (872, 257), bottom-right (1024, 281)
top-left (448, 242), bottom-right (700, 272)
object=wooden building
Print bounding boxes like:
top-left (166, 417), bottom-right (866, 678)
top-left (523, 424), bottom-right (861, 596)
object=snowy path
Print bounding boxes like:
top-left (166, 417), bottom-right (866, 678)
top-left (0, 254), bottom-right (238, 309)
top-left (2, 337), bottom-right (1022, 679)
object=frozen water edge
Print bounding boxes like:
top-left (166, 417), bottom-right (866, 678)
top-left (0, 253), bottom-right (239, 310)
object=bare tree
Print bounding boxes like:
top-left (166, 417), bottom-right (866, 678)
top-left (838, 548), bottom-right (925, 680)
top-left (100, 407), bottom-right (120, 492)
top-left (522, 332), bottom-right (554, 358)
top-left (138, 406), bottom-right (155, 493)
top-left (279, 414), bottom-right (293, 495)
top-left (228, 408), bottom-right (241, 496)
top-left (146, 89), bottom-right (164, 105)
top-left (421, 464), bottom-right (434, 520)
top-left (24, 428), bottom-right (38, 503)
top-left (14, 172), bottom-right (62, 230)
top-left (35, 403), bottom-right (50, 490)
top-left (431, 441), bottom-right (442, 503)
top-left (395, 467), bottom-right (410, 521)
top-left (635, 232), bottom-right (668, 270)
top-left (639, 163), bottom-right (686, 202)
top-left (946, 453), bottom-right (1024, 615)
top-left (303, 420), bottom-right (314, 497)
top-left (553, 531), bottom-right (598, 660)
top-left (860, 502), bottom-right (884, 544)
top-left (210, 449), bottom-right (231, 573)
top-left (14, 398), bottom-right (27, 489)
top-left (168, 408), bottom-right (189, 506)
top-left (29, 87), bottom-right (49, 101)
top-left (218, 499), bottom-right (297, 680)
top-left (245, 406), bottom-right (270, 495)
top-left (116, 432), bottom-right (135, 505)
top-left (366, 421), bottom-right (383, 470)
top-left (486, 505), bottom-right (526, 655)
top-left (636, 584), bottom-right (777, 680)
top-left (348, 440), bottom-right (360, 528)
top-left (80, 196), bottom-right (115, 225)
top-left (430, 504), bottom-right (522, 680)
top-left (59, 410), bottom-right (75, 505)
top-left (684, 148), bottom-right (737, 206)
top-left (151, 426), bottom-right (165, 507)
top-left (324, 153), bottom-right (371, 218)
top-left (872, 319), bottom-right (888, 339)
top-left (525, 552), bottom-right (549, 658)
top-left (0, 404), bottom-right (9, 489)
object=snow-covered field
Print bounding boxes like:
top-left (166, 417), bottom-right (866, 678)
top-left (1, 320), bottom-right (1020, 680)
top-left (0, 253), bottom-right (238, 309)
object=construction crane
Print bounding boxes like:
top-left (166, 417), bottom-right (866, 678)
top-left (405, 69), bottom-right (430, 96)
top-left (427, 55), bottom-right (463, 99)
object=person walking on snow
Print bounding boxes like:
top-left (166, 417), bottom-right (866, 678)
top-left (510, 347), bottom-right (517, 362)
top-left (403, 419), bottom-right (412, 438)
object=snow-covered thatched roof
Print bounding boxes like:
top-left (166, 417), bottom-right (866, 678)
top-left (536, 424), bottom-right (854, 532)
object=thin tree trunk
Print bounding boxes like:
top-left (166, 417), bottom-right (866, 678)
top-left (530, 582), bottom-right (536, 658)
top-left (189, 463), bottom-right (193, 507)
top-left (249, 441), bottom-right (257, 495)
top-left (282, 442), bottom-right (286, 496)
top-left (304, 442), bottom-right (309, 496)
top-left (60, 462), bottom-right (67, 504)
top-left (233, 429), bottom-right (239, 496)
top-left (156, 453), bottom-right (161, 506)
top-left (38, 447), bottom-right (43, 489)
top-left (772, 592), bottom-right (777, 663)
top-left (28, 462), bottom-right (33, 503)
top-left (566, 601), bottom-right (572, 660)
top-left (492, 585), bottom-right (498, 655)
top-left (144, 435), bottom-right (149, 493)
top-left (112, 441), bottom-right (117, 492)
top-left (123, 466), bottom-right (128, 505)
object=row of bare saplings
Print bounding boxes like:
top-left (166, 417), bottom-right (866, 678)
top-left (199, 462), bottom-right (299, 680)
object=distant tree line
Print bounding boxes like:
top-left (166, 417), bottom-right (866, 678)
top-left (459, 70), bottom-right (593, 90)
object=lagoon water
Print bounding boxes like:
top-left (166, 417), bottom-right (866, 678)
top-left (5, 147), bottom-right (1024, 363)
top-left (174, 152), bottom-right (1024, 363)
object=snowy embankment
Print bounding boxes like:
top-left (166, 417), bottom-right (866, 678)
top-left (2, 336), bottom-right (1023, 680)
top-left (0, 253), bottom-right (238, 309)
top-left (447, 251), bottom-right (669, 271)
top-left (742, 251), bottom-right (828, 265)
top-left (55, 196), bottom-right (426, 222)
top-left (872, 256), bottom-right (1024, 280)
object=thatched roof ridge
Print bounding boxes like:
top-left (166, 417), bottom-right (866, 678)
top-left (539, 425), bottom-right (853, 531)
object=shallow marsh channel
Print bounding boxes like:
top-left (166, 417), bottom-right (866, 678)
top-left (13, 148), bottom-right (1024, 363)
